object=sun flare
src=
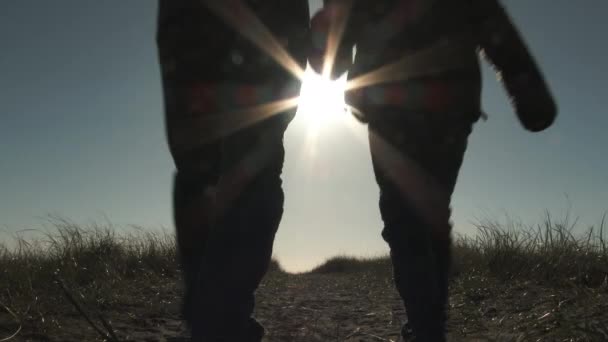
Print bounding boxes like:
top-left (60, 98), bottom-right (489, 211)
top-left (297, 67), bottom-right (348, 130)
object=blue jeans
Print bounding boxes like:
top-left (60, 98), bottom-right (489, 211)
top-left (157, 1), bottom-right (308, 340)
top-left (368, 109), bottom-right (478, 341)
top-left (170, 113), bottom-right (291, 341)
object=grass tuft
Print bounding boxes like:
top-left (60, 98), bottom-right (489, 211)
top-left (309, 212), bottom-right (608, 288)
top-left (455, 212), bottom-right (608, 287)
top-left (0, 216), bottom-right (178, 337)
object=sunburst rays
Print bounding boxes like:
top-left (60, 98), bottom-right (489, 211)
top-left (345, 37), bottom-right (475, 92)
top-left (193, 0), bottom-right (452, 229)
top-left (311, 1), bottom-right (456, 233)
top-left (202, 0), bottom-right (306, 80)
top-left (318, 0), bottom-right (354, 78)
top-left (368, 129), bottom-right (452, 233)
top-left (174, 0), bottom-right (311, 148)
top-left (196, 0), bottom-right (467, 144)
top-left (172, 96), bottom-right (300, 149)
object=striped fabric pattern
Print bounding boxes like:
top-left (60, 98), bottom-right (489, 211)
top-left (312, 0), bottom-right (482, 119)
top-left (188, 81), bottom-right (301, 113)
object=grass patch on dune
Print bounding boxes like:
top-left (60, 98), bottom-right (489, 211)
top-left (0, 217), bottom-right (293, 340)
top-left (309, 212), bottom-right (608, 288)
top-left (0, 217), bottom-right (179, 339)
top-left (3, 212), bottom-right (606, 302)
top-left (309, 255), bottom-right (392, 275)
top-left (1, 217), bottom-right (177, 296)
top-left (456, 212), bottom-right (608, 287)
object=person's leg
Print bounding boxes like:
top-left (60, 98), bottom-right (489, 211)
top-left (161, 73), bottom-right (222, 327)
top-left (172, 158), bottom-right (219, 326)
top-left (156, 0), bottom-right (229, 328)
top-left (368, 112), bottom-right (474, 341)
top-left (157, 1), bottom-right (307, 338)
top-left (159, 51), bottom-right (293, 342)
top-left (190, 112), bottom-right (292, 341)
top-left (161, 73), bottom-right (292, 340)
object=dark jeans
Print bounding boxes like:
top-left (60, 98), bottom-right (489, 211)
top-left (171, 112), bottom-right (291, 341)
top-left (368, 109), bottom-right (477, 341)
top-left (157, 0), bottom-right (307, 339)
top-left (159, 23), bottom-right (293, 339)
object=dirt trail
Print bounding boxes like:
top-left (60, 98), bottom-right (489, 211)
top-left (6, 272), bottom-right (607, 341)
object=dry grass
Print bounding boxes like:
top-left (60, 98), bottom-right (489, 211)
top-left (1, 216), bottom-right (177, 297)
top-left (309, 212), bottom-right (608, 289)
top-left (0, 217), bottom-right (178, 341)
top-left (309, 255), bottom-right (392, 277)
top-left (0, 212), bottom-right (607, 341)
top-left (456, 212), bottom-right (608, 287)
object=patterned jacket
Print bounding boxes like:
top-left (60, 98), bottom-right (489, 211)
top-left (312, 0), bottom-right (556, 131)
top-left (157, 0), bottom-right (310, 159)
top-left (157, 0), bottom-right (310, 112)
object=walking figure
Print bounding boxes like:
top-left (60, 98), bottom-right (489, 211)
top-left (157, 0), bottom-right (310, 340)
top-left (310, 0), bottom-right (557, 340)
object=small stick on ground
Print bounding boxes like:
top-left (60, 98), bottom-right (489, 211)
top-left (54, 275), bottom-right (119, 342)
top-left (344, 327), bottom-right (361, 339)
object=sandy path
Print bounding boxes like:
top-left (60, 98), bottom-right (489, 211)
top-left (7, 272), bottom-right (607, 341)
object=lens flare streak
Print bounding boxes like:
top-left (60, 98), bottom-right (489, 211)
top-left (192, 0), bottom-right (457, 233)
top-left (368, 130), bottom-right (452, 236)
top-left (203, 0), bottom-right (306, 80)
top-left (321, 0), bottom-right (354, 78)
top-left (172, 96), bottom-right (299, 150)
top-left (345, 37), bottom-right (475, 92)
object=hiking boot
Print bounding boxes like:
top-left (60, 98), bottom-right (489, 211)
top-left (399, 320), bottom-right (447, 342)
top-left (398, 320), bottom-right (415, 342)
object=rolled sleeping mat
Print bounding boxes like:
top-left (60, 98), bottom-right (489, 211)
top-left (473, 0), bottom-right (557, 132)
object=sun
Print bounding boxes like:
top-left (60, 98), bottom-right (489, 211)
top-left (297, 67), bottom-right (348, 130)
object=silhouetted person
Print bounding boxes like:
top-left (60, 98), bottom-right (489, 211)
top-left (311, 0), bottom-right (556, 340)
top-left (156, 1), bottom-right (309, 340)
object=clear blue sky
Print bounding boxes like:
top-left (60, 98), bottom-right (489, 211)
top-left (1, 0), bottom-right (606, 272)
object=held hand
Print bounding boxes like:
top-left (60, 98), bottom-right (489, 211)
top-left (309, 8), bottom-right (330, 75)
top-left (309, 4), bottom-right (353, 79)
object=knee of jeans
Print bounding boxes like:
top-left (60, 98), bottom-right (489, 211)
top-left (246, 167), bottom-right (285, 205)
top-left (173, 168), bottom-right (217, 201)
top-left (173, 171), bottom-right (216, 244)
top-left (382, 220), bottom-right (432, 254)
top-left (216, 174), bottom-right (284, 241)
